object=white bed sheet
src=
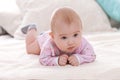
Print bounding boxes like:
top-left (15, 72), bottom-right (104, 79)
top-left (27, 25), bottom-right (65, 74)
top-left (0, 32), bottom-right (120, 80)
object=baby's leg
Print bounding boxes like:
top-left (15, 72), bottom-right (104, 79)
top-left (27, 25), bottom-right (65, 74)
top-left (26, 29), bottom-right (40, 55)
top-left (22, 24), bottom-right (40, 55)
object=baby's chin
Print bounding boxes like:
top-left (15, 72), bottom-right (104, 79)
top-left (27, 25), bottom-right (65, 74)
top-left (61, 47), bottom-right (77, 54)
top-left (64, 49), bottom-right (76, 54)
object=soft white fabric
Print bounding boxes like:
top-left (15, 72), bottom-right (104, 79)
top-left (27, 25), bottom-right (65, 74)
top-left (0, 12), bottom-right (22, 36)
top-left (0, 0), bottom-right (22, 36)
top-left (14, 0), bottom-right (113, 39)
top-left (0, 31), bottom-right (120, 79)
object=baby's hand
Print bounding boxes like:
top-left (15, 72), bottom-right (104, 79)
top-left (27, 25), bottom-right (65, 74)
top-left (68, 55), bottom-right (79, 66)
top-left (58, 54), bottom-right (68, 66)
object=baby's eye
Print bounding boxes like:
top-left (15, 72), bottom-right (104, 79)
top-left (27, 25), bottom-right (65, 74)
top-left (61, 36), bottom-right (67, 40)
top-left (73, 33), bottom-right (78, 37)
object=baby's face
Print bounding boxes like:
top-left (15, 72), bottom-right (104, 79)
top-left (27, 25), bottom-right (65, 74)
top-left (52, 22), bottom-right (82, 53)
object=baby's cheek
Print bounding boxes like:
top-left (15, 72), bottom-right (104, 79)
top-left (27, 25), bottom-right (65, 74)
top-left (76, 40), bottom-right (81, 47)
top-left (76, 37), bottom-right (81, 43)
top-left (58, 42), bottom-right (65, 50)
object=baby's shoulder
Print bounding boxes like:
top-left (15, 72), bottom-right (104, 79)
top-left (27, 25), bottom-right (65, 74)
top-left (81, 36), bottom-right (88, 43)
top-left (81, 36), bottom-right (92, 47)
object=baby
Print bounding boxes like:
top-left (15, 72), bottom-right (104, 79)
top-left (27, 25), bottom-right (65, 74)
top-left (22, 7), bottom-right (96, 66)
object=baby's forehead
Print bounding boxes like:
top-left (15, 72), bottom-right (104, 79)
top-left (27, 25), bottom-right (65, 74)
top-left (52, 21), bottom-right (82, 33)
top-left (51, 7), bottom-right (82, 31)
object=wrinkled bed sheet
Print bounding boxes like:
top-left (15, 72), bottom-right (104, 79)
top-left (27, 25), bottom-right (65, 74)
top-left (0, 32), bottom-right (120, 80)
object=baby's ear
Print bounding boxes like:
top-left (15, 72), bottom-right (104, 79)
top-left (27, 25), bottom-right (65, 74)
top-left (49, 32), bottom-right (54, 39)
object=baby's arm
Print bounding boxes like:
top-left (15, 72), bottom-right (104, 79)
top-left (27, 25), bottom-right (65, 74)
top-left (74, 41), bottom-right (96, 65)
top-left (40, 48), bottom-right (68, 66)
top-left (39, 44), bottom-right (59, 66)
top-left (39, 51), bottom-right (58, 66)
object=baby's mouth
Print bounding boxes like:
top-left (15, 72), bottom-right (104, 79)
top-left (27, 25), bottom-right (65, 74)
top-left (67, 46), bottom-right (75, 51)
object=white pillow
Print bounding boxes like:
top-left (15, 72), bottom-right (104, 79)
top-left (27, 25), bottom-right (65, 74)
top-left (0, 12), bottom-right (22, 36)
top-left (0, 0), bottom-right (22, 36)
top-left (14, 0), bottom-right (113, 39)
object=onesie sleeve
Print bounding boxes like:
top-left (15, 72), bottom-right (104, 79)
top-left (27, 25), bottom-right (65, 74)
top-left (74, 38), bottom-right (96, 64)
top-left (39, 40), bottom-right (59, 66)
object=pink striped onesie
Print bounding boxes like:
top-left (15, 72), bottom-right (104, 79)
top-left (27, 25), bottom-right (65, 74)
top-left (37, 31), bottom-right (96, 66)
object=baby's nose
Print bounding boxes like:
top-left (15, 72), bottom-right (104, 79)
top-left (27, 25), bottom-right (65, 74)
top-left (68, 39), bottom-right (74, 45)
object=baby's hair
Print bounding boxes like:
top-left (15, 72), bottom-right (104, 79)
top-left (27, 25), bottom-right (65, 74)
top-left (51, 7), bottom-right (82, 32)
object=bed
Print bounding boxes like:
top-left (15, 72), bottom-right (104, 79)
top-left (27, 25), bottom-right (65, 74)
top-left (0, 31), bottom-right (120, 80)
top-left (1, 0), bottom-right (120, 79)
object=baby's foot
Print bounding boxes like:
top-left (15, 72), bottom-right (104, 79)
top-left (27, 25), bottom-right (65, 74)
top-left (21, 23), bottom-right (37, 34)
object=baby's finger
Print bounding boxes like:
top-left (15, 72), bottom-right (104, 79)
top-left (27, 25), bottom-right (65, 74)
top-left (68, 56), bottom-right (73, 61)
top-left (68, 58), bottom-right (73, 64)
top-left (61, 58), bottom-right (67, 63)
top-left (62, 54), bottom-right (68, 59)
top-left (60, 58), bottom-right (64, 62)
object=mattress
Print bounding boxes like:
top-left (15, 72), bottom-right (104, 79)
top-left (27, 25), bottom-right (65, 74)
top-left (0, 32), bottom-right (120, 80)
